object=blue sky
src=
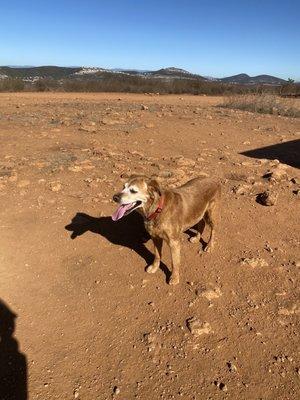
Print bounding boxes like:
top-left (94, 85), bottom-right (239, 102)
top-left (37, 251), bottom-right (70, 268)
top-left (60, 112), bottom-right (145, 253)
top-left (0, 0), bottom-right (299, 79)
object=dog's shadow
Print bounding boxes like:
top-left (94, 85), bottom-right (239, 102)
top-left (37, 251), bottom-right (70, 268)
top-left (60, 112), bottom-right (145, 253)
top-left (65, 212), bottom-right (171, 281)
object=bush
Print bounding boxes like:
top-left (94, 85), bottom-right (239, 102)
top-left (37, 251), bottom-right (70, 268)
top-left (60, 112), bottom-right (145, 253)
top-left (0, 78), bottom-right (25, 92)
top-left (34, 78), bottom-right (60, 92)
top-left (221, 94), bottom-right (300, 117)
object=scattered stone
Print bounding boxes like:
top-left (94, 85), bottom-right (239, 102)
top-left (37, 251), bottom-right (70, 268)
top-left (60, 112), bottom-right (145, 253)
top-left (264, 243), bottom-right (273, 253)
top-left (113, 386), bottom-right (120, 395)
top-left (293, 189), bottom-right (300, 196)
top-left (176, 157), bottom-right (195, 167)
top-left (241, 258), bottom-right (268, 268)
top-left (49, 182), bottom-right (62, 192)
top-left (17, 180), bottom-right (30, 188)
top-left (214, 381), bottom-right (228, 392)
top-left (278, 303), bottom-right (300, 315)
top-left (141, 104), bottom-right (149, 110)
top-left (227, 361), bottom-right (237, 372)
top-left (232, 184), bottom-right (251, 195)
top-left (79, 125), bottom-right (97, 133)
top-left (101, 118), bottom-right (120, 126)
top-left (145, 123), bottom-right (155, 129)
top-left (68, 165), bottom-right (83, 172)
top-left (291, 177), bottom-right (300, 185)
top-left (186, 317), bottom-right (212, 336)
top-left (257, 190), bottom-right (278, 206)
top-left (292, 260), bottom-right (300, 267)
top-left (197, 287), bottom-right (222, 300)
top-left (8, 173), bottom-right (18, 182)
top-left (263, 164), bottom-right (288, 182)
top-left (144, 332), bottom-right (159, 352)
top-left (158, 170), bottom-right (173, 178)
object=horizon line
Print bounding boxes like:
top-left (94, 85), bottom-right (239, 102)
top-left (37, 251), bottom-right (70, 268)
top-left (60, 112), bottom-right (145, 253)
top-left (1, 64), bottom-right (298, 81)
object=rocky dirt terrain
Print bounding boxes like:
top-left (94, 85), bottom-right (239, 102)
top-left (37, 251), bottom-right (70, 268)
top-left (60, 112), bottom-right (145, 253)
top-left (0, 93), bottom-right (299, 400)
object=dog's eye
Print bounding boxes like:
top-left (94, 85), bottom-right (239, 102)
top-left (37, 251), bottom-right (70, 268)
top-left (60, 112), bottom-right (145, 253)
top-left (130, 188), bottom-right (137, 194)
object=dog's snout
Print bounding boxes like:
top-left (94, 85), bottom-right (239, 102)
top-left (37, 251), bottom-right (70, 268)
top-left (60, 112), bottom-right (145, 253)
top-left (113, 193), bottom-right (121, 203)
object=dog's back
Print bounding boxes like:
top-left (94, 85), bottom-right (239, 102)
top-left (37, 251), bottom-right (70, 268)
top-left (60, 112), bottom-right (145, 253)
top-left (168, 177), bottom-right (220, 231)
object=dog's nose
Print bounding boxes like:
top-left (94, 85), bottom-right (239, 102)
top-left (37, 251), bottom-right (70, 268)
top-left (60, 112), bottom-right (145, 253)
top-left (113, 194), bottom-right (121, 203)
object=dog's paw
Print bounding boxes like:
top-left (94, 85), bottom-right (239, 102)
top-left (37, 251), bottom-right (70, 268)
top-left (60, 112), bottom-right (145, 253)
top-left (189, 236), bottom-right (200, 244)
top-left (168, 275), bottom-right (179, 285)
top-left (146, 264), bottom-right (159, 274)
top-left (204, 244), bottom-right (213, 253)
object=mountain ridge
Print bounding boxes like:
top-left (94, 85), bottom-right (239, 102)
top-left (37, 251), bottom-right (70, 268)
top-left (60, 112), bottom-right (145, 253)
top-left (0, 65), bottom-right (289, 85)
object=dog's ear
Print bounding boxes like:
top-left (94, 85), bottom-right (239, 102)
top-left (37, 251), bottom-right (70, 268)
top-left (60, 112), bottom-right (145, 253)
top-left (148, 178), bottom-right (161, 196)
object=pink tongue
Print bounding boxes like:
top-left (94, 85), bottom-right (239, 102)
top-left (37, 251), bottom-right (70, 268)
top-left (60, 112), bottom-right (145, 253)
top-left (112, 203), bottom-right (134, 221)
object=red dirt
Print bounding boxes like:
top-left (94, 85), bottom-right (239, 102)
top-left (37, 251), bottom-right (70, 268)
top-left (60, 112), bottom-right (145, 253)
top-left (0, 92), bottom-right (299, 400)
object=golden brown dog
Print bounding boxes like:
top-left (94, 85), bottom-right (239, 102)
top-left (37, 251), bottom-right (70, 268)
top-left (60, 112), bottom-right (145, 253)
top-left (112, 176), bottom-right (221, 285)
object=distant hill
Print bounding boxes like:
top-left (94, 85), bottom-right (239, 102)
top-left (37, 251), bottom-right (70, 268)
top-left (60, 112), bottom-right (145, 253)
top-left (0, 66), bottom-right (288, 85)
top-left (220, 73), bottom-right (286, 85)
top-left (0, 66), bottom-right (81, 80)
top-left (148, 67), bottom-right (205, 80)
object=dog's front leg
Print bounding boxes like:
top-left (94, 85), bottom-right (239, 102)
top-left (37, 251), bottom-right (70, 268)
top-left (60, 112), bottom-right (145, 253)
top-left (168, 239), bottom-right (180, 285)
top-left (146, 237), bottom-right (163, 274)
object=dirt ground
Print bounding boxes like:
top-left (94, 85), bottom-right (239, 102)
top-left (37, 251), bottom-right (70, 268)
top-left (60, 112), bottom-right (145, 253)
top-left (0, 92), bottom-right (299, 400)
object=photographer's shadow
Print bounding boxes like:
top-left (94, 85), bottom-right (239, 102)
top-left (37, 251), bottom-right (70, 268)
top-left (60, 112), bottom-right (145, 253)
top-left (65, 212), bottom-right (171, 280)
top-left (0, 299), bottom-right (27, 400)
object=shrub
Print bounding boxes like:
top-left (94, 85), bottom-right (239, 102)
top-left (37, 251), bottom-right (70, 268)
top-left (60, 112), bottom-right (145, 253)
top-left (221, 94), bottom-right (300, 117)
top-left (0, 78), bottom-right (25, 92)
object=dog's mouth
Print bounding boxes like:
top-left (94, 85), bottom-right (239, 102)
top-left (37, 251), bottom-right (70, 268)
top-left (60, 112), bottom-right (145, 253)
top-left (112, 201), bottom-right (142, 221)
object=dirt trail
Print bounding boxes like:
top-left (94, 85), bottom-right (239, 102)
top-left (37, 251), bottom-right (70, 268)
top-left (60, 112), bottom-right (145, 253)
top-left (0, 93), bottom-right (299, 400)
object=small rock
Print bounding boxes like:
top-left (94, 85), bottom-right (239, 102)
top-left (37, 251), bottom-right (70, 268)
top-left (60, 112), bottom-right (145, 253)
top-left (49, 182), bottom-right (62, 192)
top-left (291, 177), bottom-right (300, 185)
top-left (197, 287), bottom-right (222, 300)
top-left (141, 104), bottom-right (149, 110)
top-left (232, 184), bottom-right (251, 195)
top-left (113, 386), bottom-right (120, 395)
top-left (68, 165), bottom-right (83, 172)
top-left (227, 361), bottom-right (237, 372)
top-left (79, 125), bottom-right (97, 133)
top-left (145, 123), bottom-right (155, 129)
top-left (186, 317), bottom-right (212, 336)
top-left (214, 381), bottom-right (228, 392)
top-left (241, 258), bottom-right (268, 268)
top-left (278, 303), bottom-right (300, 315)
top-left (292, 260), bottom-right (300, 267)
top-left (257, 190), bottom-right (278, 206)
top-left (263, 164), bottom-right (288, 182)
top-left (158, 170), bottom-right (173, 178)
top-left (293, 189), bottom-right (300, 196)
top-left (17, 180), bottom-right (30, 188)
top-left (8, 173), bottom-right (18, 182)
top-left (264, 243), bottom-right (273, 253)
top-left (176, 157), bottom-right (195, 167)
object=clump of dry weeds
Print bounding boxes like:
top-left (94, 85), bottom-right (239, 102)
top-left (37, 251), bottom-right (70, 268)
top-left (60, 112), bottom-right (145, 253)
top-left (221, 94), bottom-right (300, 117)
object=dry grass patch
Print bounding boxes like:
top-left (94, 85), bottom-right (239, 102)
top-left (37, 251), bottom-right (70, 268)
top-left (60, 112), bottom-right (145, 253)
top-left (221, 94), bottom-right (300, 117)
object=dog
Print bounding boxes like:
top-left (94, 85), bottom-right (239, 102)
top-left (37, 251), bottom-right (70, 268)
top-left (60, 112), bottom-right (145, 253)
top-left (112, 175), bottom-right (221, 285)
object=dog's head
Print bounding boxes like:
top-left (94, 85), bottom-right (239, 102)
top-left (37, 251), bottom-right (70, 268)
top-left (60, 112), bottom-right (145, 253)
top-left (112, 175), bottom-right (161, 221)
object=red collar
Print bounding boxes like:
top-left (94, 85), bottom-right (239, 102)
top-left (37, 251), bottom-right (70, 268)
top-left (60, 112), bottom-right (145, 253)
top-left (146, 195), bottom-right (164, 221)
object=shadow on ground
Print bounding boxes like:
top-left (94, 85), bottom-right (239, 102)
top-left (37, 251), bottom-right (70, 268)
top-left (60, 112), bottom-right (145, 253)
top-left (65, 212), bottom-right (171, 281)
top-left (0, 299), bottom-right (27, 400)
top-left (241, 139), bottom-right (300, 168)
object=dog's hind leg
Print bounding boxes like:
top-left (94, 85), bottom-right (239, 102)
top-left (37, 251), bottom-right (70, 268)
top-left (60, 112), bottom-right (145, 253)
top-left (189, 220), bottom-right (205, 243)
top-left (203, 200), bottom-right (218, 253)
top-left (168, 239), bottom-right (181, 285)
top-left (146, 237), bottom-right (163, 274)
